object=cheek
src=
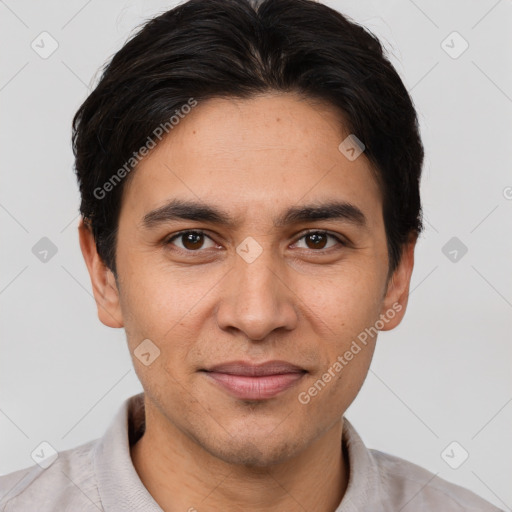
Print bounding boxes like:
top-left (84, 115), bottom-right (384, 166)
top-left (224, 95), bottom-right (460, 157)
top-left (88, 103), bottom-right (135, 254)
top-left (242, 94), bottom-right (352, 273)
top-left (297, 330), bottom-right (377, 421)
top-left (118, 261), bottom-right (223, 380)
top-left (118, 254), bottom-right (201, 333)
top-left (294, 263), bottom-right (382, 402)
top-left (298, 263), bottom-right (384, 338)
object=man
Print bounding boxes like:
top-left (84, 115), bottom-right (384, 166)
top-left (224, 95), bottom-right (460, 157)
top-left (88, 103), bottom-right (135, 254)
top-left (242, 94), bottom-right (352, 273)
top-left (0, 0), bottom-right (503, 510)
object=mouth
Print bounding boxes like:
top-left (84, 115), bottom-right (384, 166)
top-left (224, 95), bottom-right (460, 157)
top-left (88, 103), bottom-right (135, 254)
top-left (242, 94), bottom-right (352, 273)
top-left (200, 360), bottom-right (307, 400)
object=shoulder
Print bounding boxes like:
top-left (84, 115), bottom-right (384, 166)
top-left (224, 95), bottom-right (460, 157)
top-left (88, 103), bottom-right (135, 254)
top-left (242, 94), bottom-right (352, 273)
top-left (0, 438), bottom-right (102, 512)
top-left (369, 448), bottom-right (504, 511)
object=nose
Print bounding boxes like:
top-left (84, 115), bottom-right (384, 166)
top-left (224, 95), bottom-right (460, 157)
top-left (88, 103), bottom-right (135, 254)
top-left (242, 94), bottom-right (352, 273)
top-left (215, 244), bottom-right (299, 341)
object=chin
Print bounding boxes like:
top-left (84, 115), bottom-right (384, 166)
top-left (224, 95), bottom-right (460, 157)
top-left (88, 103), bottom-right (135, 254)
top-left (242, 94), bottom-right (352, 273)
top-left (202, 430), bottom-right (305, 468)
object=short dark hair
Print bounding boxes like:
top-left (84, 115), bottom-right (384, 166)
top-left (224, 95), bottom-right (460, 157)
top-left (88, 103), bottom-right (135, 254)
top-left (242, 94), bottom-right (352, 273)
top-left (72, 0), bottom-right (424, 279)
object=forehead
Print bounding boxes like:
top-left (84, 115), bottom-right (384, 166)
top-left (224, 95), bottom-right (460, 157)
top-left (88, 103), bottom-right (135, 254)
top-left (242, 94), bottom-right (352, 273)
top-left (119, 93), bottom-right (382, 228)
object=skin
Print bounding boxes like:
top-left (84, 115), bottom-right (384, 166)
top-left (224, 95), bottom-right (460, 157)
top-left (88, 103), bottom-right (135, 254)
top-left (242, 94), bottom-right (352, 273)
top-left (79, 92), bottom-right (416, 512)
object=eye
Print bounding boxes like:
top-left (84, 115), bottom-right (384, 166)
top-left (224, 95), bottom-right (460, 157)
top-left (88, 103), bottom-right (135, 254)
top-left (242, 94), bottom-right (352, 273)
top-left (291, 230), bottom-right (345, 251)
top-left (165, 230), bottom-right (217, 251)
top-left (164, 229), bottom-right (346, 254)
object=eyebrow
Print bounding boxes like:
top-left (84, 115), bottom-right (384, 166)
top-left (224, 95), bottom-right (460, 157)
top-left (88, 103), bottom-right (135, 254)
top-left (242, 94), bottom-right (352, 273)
top-left (141, 198), bottom-right (368, 230)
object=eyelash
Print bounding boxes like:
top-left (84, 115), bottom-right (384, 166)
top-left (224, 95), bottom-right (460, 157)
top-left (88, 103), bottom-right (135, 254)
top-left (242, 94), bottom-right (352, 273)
top-left (164, 229), bottom-right (346, 254)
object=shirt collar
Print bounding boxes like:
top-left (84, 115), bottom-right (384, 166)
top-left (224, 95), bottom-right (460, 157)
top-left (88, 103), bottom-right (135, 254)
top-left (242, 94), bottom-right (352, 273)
top-left (93, 393), bottom-right (383, 512)
top-left (93, 393), bottom-right (162, 511)
top-left (337, 416), bottom-right (384, 511)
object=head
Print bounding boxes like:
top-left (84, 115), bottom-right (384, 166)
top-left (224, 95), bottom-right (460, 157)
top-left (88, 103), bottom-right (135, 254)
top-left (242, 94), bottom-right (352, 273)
top-left (75, 0), bottom-right (423, 466)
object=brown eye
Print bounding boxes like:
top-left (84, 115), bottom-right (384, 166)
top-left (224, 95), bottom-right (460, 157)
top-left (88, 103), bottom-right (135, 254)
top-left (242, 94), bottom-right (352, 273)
top-left (305, 232), bottom-right (328, 249)
top-left (182, 232), bottom-right (204, 250)
top-left (166, 230), bottom-right (216, 251)
top-left (292, 231), bottom-right (344, 251)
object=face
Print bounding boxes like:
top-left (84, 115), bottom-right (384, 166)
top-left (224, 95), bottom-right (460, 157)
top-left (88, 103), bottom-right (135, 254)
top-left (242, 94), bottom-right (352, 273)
top-left (80, 92), bottom-right (415, 467)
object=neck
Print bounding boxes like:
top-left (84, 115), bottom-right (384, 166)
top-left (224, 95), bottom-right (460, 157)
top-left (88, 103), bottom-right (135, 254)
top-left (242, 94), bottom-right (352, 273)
top-left (131, 399), bottom-right (348, 512)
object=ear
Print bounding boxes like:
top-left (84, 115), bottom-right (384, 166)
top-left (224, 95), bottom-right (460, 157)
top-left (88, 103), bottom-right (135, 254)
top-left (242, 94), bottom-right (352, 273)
top-left (78, 217), bottom-right (124, 328)
top-left (379, 234), bottom-right (417, 331)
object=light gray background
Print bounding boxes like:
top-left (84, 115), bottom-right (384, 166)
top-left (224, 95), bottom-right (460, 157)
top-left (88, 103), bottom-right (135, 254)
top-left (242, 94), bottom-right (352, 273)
top-left (1, 0), bottom-right (511, 509)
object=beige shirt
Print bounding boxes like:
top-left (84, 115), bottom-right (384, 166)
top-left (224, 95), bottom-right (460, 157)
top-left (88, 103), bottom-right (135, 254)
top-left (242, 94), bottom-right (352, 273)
top-left (0, 393), bottom-right (503, 511)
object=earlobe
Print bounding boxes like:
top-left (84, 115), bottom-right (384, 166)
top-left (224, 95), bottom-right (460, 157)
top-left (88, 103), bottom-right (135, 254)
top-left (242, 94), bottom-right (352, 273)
top-left (78, 217), bottom-right (124, 329)
top-left (379, 235), bottom-right (417, 331)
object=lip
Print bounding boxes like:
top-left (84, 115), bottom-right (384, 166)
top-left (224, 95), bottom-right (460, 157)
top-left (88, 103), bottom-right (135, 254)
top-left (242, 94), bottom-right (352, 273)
top-left (201, 360), bottom-right (306, 400)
